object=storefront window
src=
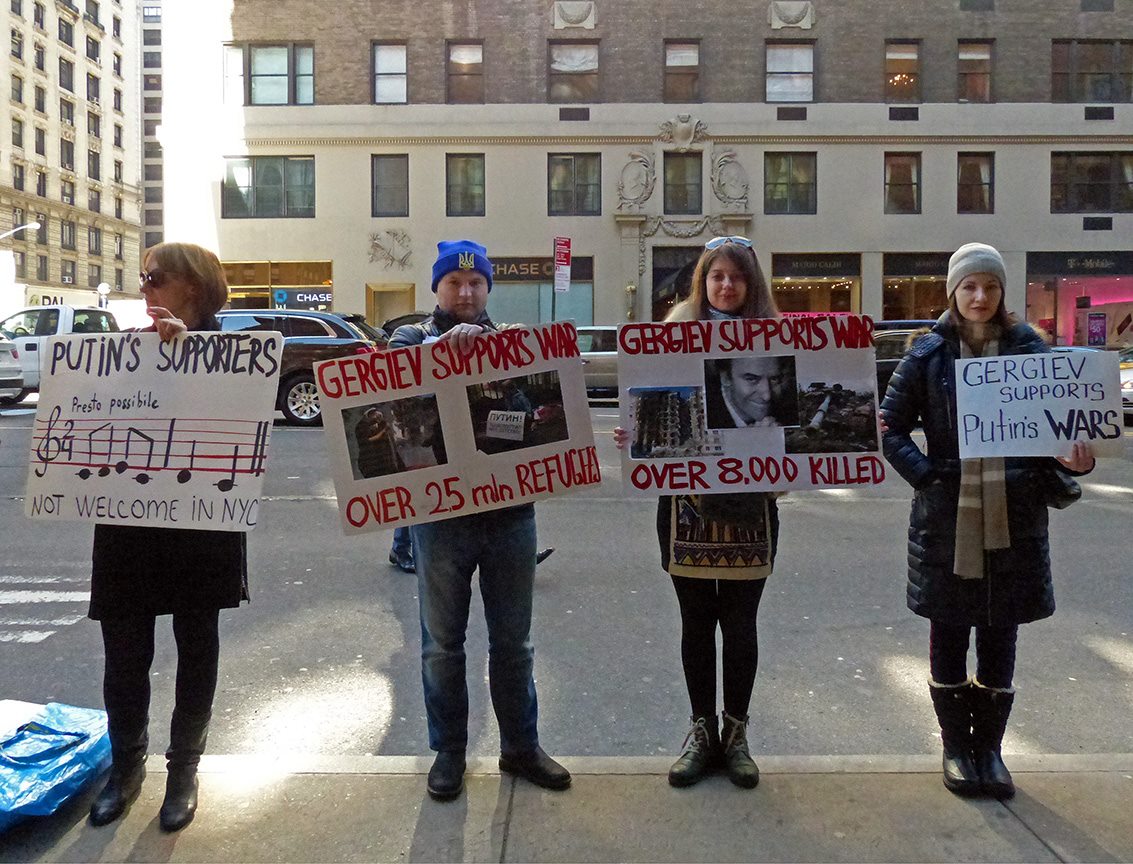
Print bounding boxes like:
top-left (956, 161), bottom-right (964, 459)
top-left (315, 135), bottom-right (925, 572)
top-left (771, 254), bottom-right (861, 314)
top-left (882, 277), bottom-right (947, 320)
top-left (1026, 252), bottom-right (1133, 346)
top-left (486, 257), bottom-right (594, 325)
top-left (222, 259), bottom-right (333, 309)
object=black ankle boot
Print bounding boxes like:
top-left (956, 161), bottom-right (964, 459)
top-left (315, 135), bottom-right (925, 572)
top-left (159, 708), bottom-right (210, 831)
top-left (89, 758), bottom-right (146, 826)
top-left (667, 716), bottom-right (719, 788)
top-left (721, 712), bottom-right (759, 789)
top-left (427, 750), bottom-right (466, 801)
top-left (971, 680), bottom-right (1015, 799)
top-left (928, 680), bottom-right (980, 796)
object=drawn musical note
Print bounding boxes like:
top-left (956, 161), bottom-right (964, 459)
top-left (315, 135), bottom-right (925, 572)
top-left (78, 423), bottom-right (115, 479)
top-left (115, 426), bottom-right (155, 480)
top-left (214, 446), bottom-right (239, 492)
top-left (177, 441), bottom-right (196, 484)
top-left (250, 421), bottom-right (269, 477)
top-left (34, 406), bottom-right (75, 478)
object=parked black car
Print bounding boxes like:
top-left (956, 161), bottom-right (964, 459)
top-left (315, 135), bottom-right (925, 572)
top-left (217, 309), bottom-right (387, 426)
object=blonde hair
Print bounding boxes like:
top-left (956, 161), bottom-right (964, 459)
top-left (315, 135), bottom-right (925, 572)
top-left (144, 242), bottom-right (228, 320)
top-left (682, 243), bottom-right (777, 321)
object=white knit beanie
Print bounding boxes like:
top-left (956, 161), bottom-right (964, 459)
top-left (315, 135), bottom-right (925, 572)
top-left (946, 243), bottom-right (1006, 297)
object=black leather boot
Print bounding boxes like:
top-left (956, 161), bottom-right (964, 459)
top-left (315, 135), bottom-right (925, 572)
top-left (721, 712), bottom-right (759, 789)
top-left (971, 680), bottom-right (1015, 799)
top-left (90, 723), bottom-right (148, 827)
top-left (667, 716), bottom-right (719, 788)
top-left (159, 709), bottom-right (210, 831)
top-left (928, 679), bottom-right (981, 796)
top-left (427, 750), bottom-right (466, 801)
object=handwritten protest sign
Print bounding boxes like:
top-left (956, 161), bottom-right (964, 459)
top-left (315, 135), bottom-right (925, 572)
top-left (316, 322), bottom-right (600, 534)
top-left (26, 332), bottom-right (282, 531)
top-left (619, 316), bottom-right (885, 495)
top-left (955, 350), bottom-right (1123, 458)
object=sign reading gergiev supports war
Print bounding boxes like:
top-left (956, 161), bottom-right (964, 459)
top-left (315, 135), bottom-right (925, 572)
top-left (315, 322), bottom-right (600, 534)
top-left (26, 332), bottom-right (283, 531)
top-left (954, 351), bottom-right (1124, 459)
top-left (618, 315), bottom-right (886, 495)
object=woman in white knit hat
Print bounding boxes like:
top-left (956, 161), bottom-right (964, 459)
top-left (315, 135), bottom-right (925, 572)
top-left (880, 242), bottom-right (1094, 799)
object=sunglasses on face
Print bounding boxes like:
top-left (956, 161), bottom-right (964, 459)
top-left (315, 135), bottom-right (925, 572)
top-left (705, 235), bottom-right (754, 250)
top-left (138, 269), bottom-right (174, 289)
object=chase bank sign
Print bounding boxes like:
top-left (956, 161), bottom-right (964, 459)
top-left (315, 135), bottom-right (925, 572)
top-left (272, 288), bottom-right (334, 310)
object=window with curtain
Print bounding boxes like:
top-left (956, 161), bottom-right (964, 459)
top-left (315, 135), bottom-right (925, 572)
top-left (885, 42), bottom-right (919, 102)
top-left (764, 152), bottom-right (817, 214)
top-left (447, 42), bottom-right (483, 104)
top-left (373, 43), bottom-right (407, 103)
top-left (766, 43), bottom-right (813, 102)
top-left (548, 41), bottom-right (599, 103)
top-left (1052, 40), bottom-right (1133, 102)
top-left (958, 42), bottom-right (993, 102)
top-left (664, 41), bottom-right (700, 102)
top-left (663, 152), bottom-right (702, 215)
top-left (547, 153), bottom-right (601, 215)
top-left (446, 153), bottom-right (485, 216)
top-left (1050, 151), bottom-right (1133, 212)
top-left (222, 156), bottom-right (316, 218)
top-left (371, 154), bottom-right (409, 217)
top-left (957, 153), bottom-right (994, 213)
top-left (884, 153), bottom-right (921, 214)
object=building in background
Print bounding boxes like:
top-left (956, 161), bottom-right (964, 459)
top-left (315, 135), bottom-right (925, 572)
top-left (139, 0), bottom-right (160, 251)
top-left (2, 0), bottom-right (143, 314)
top-left (160, 0), bottom-right (1132, 345)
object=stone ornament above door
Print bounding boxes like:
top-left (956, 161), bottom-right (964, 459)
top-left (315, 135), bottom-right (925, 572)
top-left (769, 0), bottom-right (815, 29)
top-left (368, 229), bottom-right (412, 269)
top-left (658, 114), bottom-right (708, 152)
top-left (553, 1), bottom-right (596, 29)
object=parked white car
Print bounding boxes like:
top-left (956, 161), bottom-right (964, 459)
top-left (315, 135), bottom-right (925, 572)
top-left (0, 305), bottom-right (119, 397)
top-left (0, 334), bottom-right (23, 405)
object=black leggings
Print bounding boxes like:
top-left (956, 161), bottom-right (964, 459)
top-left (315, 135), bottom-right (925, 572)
top-left (929, 620), bottom-right (1018, 689)
top-left (670, 575), bottom-right (767, 719)
top-left (100, 609), bottom-right (221, 745)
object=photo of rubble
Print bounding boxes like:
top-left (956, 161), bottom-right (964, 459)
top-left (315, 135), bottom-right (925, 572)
top-left (783, 376), bottom-right (879, 454)
top-left (629, 386), bottom-right (722, 459)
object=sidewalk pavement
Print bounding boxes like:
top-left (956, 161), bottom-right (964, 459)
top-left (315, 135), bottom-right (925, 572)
top-left (2, 754), bottom-right (1131, 863)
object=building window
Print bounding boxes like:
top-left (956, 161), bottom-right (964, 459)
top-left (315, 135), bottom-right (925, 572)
top-left (372, 42), bottom-right (406, 103)
top-left (663, 41), bottom-right (700, 102)
top-left (1051, 152), bottom-right (1133, 212)
top-left (88, 188), bottom-right (101, 211)
top-left (548, 41), bottom-right (598, 103)
top-left (886, 41), bottom-right (920, 102)
top-left (143, 118), bottom-right (157, 136)
top-left (87, 148), bottom-right (100, 179)
top-left (222, 155), bottom-right (316, 218)
top-left (34, 214), bottom-right (46, 242)
top-left (59, 58), bottom-right (74, 92)
top-left (11, 0), bottom-right (21, 16)
top-left (144, 186), bottom-right (161, 203)
top-left (33, 83), bottom-right (44, 111)
top-left (143, 140), bottom-right (161, 157)
top-left (144, 231), bottom-right (163, 247)
top-left (61, 259), bottom-right (75, 283)
top-left (143, 96), bottom-right (161, 113)
top-left (884, 153), bottom-right (922, 214)
top-left (224, 43), bottom-right (315, 106)
top-left (60, 138), bottom-right (74, 170)
top-left (61, 219), bottom-right (76, 249)
top-left (114, 195), bottom-right (121, 218)
top-left (445, 153), bottom-right (485, 217)
top-left (86, 72), bottom-right (100, 102)
top-left (143, 73), bottom-right (160, 91)
top-left (663, 151), bottom-right (702, 215)
top-left (33, 1), bottom-right (43, 28)
top-left (143, 50), bottom-right (159, 68)
top-left (11, 27), bottom-right (23, 58)
top-left (12, 206), bottom-right (23, 228)
top-left (60, 98), bottom-right (74, 125)
top-left (60, 178), bottom-right (74, 203)
top-left (34, 125), bottom-right (44, 154)
top-left (87, 263), bottom-right (102, 287)
top-left (142, 162), bottom-right (159, 181)
top-left (85, 0), bottom-right (98, 24)
top-left (114, 266), bottom-right (122, 290)
top-left (85, 34), bottom-right (99, 62)
top-left (113, 159), bottom-right (122, 180)
top-left (12, 163), bottom-right (24, 190)
top-left (957, 152), bottom-right (994, 213)
top-left (371, 154), bottom-right (408, 217)
top-left (88, 225), bottom-right (101, 254)
top-left (112, 88), bottom-right (121, 111)
top-left (764, 152), bottom-right (817, 214)
top-left (143, 28), bottom-right (160, 46)
top-left (36, 254), bottom-right (47, 280)
top-left (113, 123), bottom-right (121, 146)
top-left (114, 233), bottom-right (122, 259)
top-left (35, 170), bottom-right (46, 196)
top-left (766, 42), bottom-right (813, 102)
top-left (57, 18), bottom-right (71, 46)
top-left (14, 251), bottom-right (26, 279)
top-left (1052, 40), bottom-right (1133, 102)
top-left (87, 110), bottom-right (100, 137)
top-left (11, 73), bottom-right (23, 103)
top-left (11, 118), bottom-right (23, 148)
top-left (958, 41), bottom-right (993, 102)
top-left (547, 153), bottom-right (600, 216)
top-left (144, 209), bottom-right (161, 225)
top-left (33, 41), bottom-right (43, 69)
top-left (447, 42), bottom-right (483, 104)
top-left (142, 5), bottom-right (159, 22)
top-left (112, 52), bottom-right (121, 76)
top-left (112, 15), bottom-right (120, 38)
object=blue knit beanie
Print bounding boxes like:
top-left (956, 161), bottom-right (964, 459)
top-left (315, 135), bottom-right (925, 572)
top-left (431, 240), bottom-right (493, 292)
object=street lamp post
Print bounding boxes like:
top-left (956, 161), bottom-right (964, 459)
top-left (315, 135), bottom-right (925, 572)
top-left (96, 281), bottom-right (111, 309)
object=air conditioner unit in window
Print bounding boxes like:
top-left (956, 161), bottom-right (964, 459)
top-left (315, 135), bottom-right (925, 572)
top-left (62, 275), bottom-right (73, 283)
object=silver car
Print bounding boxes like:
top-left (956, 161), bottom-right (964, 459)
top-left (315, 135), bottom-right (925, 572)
top-left (0, 334), bottom-right (24, 405)
top-left (577, 325), bottom-right (618, 394)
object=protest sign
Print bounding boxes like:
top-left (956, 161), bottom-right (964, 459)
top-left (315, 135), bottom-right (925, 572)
top-left (618, 315), bottom-right (885, 495)
top-left (316, 321), bottom-right (600, 534)
top-left (26, 332), bottom-right (283, 530)
top-left (955, 350), bottom-right (1123, 458)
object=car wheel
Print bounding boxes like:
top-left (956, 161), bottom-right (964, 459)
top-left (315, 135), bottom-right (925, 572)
top-left (0, 389), bottom-right (29, 406)
top-left (281, 373), bottom-right (322, 426)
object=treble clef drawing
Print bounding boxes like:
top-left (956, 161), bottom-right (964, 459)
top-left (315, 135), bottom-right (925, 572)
top-left (34, 405), bottom-right (75, 478)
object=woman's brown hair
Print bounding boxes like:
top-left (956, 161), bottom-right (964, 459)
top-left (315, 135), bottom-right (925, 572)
top-left (685, 243), bottom-right (778, 320)
top-left (144, 242), bottom-right (229, 321)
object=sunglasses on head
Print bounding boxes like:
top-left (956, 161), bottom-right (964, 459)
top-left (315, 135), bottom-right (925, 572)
top-left (705, 235), bottom-right (754, 250)
top-left (138, 269), bottom-right (174, 289)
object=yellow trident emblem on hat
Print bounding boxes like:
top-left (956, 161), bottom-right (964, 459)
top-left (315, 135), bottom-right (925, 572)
top-left (458, 252), bottom-right (476, 270)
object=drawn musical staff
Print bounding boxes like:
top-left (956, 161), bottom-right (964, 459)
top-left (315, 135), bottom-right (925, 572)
top-left (34, 406), bottom-right (75, 478)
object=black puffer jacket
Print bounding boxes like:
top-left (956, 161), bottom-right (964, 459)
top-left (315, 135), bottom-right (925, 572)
top-left (881, 312), bottom-right (1076, 627)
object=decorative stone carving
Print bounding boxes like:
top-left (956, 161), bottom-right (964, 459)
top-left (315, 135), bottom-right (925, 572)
top-left (637, 217), bottom-right (728, 278)
top-left (368, 229), bottom-right (412, 268)
top-left (616, 150), bottom-right (656, 211)
top-left (658, 114), bottom-right (708, 152)
top-left (553, 1), bottom-right (596, 29)
top-left (711, 150), bottom-right (749, 210)
top-left (769, 0), bottom-right (815, 29)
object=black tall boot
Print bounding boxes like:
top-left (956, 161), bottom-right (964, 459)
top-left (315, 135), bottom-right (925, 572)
top-left (159, 708), bottom-right (210, 832)
top-left (970, 679), bottom-right (1015, 799)
top-left (928, 679), bottom-right (980, 796)
top-left (89, 722), bottom-right (148, 826)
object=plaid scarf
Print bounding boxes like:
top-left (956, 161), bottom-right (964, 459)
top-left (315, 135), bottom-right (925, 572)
top-left (954, 338), bottom-right (1011, 579)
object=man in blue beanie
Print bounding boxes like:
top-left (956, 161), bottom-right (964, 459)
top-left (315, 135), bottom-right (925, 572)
top-left (388, 240), bottom-right (570, 801)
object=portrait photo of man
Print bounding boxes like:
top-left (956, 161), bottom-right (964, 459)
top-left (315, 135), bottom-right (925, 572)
top-left (704, 356), bottom-right (799, 429)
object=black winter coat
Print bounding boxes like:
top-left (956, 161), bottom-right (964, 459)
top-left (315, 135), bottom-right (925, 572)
top-left (89, 316), bottom-right (248, 620)
top-left (881, 313), bottom-right (1076, 627)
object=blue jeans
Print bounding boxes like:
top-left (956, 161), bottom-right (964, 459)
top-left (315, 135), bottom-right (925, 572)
top-left (390, 526), bottom-right (412, 557)
top-left (411, 504), bottom-right (539, 755)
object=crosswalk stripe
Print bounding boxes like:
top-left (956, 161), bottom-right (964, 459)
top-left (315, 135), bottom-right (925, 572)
top-left (0, 591), bottom-right (89, 604)
top-left (0, 614), bottom-right (86, 626)
top-left (0, 631), bottom-right (56, 643)
top-left (0, 575), bottom-right (88, 584)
